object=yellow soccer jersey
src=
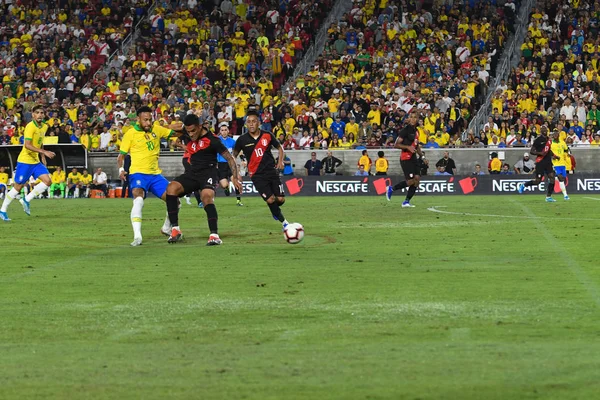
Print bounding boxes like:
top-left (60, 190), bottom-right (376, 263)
top-left (17, 121), bottom-right (48, 164)
top-left (551, 141), bottom-right (568, 167)
top-left (119, 122), bottom-right (173, 175)
top-left (68, 172), bottom-right (82, 184)
top-left (0, 172), bottom-right (8, 184)
top-left (80, 174), bottom-right (93, 185)
top-left (51, 170), bottom-right (66, 184)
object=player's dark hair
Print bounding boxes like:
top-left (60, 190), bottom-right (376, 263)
top-left (362, 150), bottom-right (367, 155)
top-left (378, 151), bottom-right (384, 157)
top-left (32, 105), bottom-right (44, 113)
top-left (246, 110), bottom-right (260, 119)
top-left (183, 114), bottom-right (200, 126)
top-left (136, 106), bottom-right (152, 115)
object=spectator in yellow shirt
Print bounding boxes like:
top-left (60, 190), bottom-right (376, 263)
top-left (375, 151), bottom-right (389, 175)
top-left (358, 149), bottom-right (372, 175)
top-left (488, 152), bottom-right (502, 174)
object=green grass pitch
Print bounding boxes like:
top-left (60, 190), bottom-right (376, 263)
top-left (1, 195), bottom-right (600, 399)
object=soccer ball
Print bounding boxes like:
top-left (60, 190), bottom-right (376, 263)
top-left (283, 223), bottom-right (304, 244)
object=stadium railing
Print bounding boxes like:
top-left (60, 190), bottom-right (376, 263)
top-left (281, 0), bottom-right (353, 98)
top-left (465, 0), bottom-right (535, 138)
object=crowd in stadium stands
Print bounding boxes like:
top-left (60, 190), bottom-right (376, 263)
top-left (477, 0), bottom-right (600, 149)
top-left (0, 0), bottom-right (522, 156)
top-left (0, 0), bottom-right (152, 145)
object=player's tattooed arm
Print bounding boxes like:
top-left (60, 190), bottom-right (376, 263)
top-left (416, 144), bottom-right (423, 158)
top-left (276, 146), bottom-right (285, 170)
top-left (222, 151), bottom-right (242, 192)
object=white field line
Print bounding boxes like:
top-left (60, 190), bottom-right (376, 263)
top-left (427, 206), bottom-right (600, 221)
top-left (511, 199), bottom-right (600, 307)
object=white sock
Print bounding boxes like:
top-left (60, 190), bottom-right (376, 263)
top-left (1, 188), bottom-right (19, 212)
top-left (559, 181), bottom-right (568, 196)
top-left (131, 197), bottom-right (144, 239)
top-left (74, 188), bottom-right (80, 198)
top-left (162, 211), bottom-right (171, 232)
top-left (26, 182), bottom-right (49, 202)
top-left (85, 188), bottom-right (90, 198)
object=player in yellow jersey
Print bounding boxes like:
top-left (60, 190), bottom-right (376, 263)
top-left (67, 168), bottom-right (83, 198)
top-left (117, 106), bottom-right (182, 246)
top-left (0, 166), bottom-right (8, 199)
top-left (551, 130), bottom-right (570, 200)
top-left (1, 105), bottom-right (55, 221)
top-left (49, 166), bottom-right (67, 198)
top-left (79, 169), bottom-right (93, 198)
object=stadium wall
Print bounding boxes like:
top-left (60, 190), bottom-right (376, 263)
top-left (88, 149), bottom-right (600, 179)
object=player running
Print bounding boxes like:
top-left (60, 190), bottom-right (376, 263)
top-left (385, 111), bottom-right (422, 207)
top-left (217, 122), bottom-right (243, 206)
top-left (550, 129), bottom-right (570, 200)
top-left (0, 105), bottom-right (55, 221)
top-left (117, 106), bottom-right (182, 246)
top-left (166, 114), bottom-right (241, 245)
top-left (233, 110), bottom-right (289, 229)
top-left (517, 126), bottom-right (558, 202)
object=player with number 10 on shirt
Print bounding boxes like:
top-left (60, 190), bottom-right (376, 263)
top-left (165, 114), bottom-right (242, 245)
top-left (233, 110), bottom-right (290, 229)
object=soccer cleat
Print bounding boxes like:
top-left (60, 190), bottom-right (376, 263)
top-left (130, 237), bottom-right (143, 247)
top-left (545, 197), bottom-right (557, 203)
top-left (236, 200), bottom-right (244, 206)
top-left (168, 227), bottom-right (183, 244)
top-left (207, 234), bottom-right (222, 246)
top-left (0, 211), bottom-right (10, 221)
top-left (517, 183), bottom-right (525, 194)
top-left (198, 202), bottom-right (203, 208)
top-left (20, 198), bottom-right (31, 215)
top-left (282, 221), bottom-right (289, 231)
top-left (386, 185), bottom-right (393, 201)
top-left (564, 195), bottom-right (570, 201)
top-left (402, 201), bottom-right (415, 208)
top-left (185, 196), bottom-right (192, 205)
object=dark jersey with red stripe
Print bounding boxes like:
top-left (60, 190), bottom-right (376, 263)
top-left (185, 132), bottom-right (227, 173)
top-left (234, 131), bottom-right (280, 176)
top-left (397, 124), bottom-right (419, 161)
top-left (532, 135), bottom-right (553, 163)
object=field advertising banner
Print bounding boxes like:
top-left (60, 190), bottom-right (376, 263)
top-left (238, 175), bottom-right (600, 196)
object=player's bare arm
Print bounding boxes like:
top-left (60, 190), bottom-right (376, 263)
top-left (276, 146), bottom-right (285, 170)
top-left (117, 153), bottom-right (127, 180)
top-left (174, 138), bottom-right (186, 151)
top-left (416, 144), bottom-right (423, 158)
top-left (167, 122), bottom-right (184, 131)
top-left (221, 151), bottom-right (242, 192)
top-left (24, 140), bottom-right (55, 159)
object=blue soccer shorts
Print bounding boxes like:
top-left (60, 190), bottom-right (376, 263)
top-left (14, 162), bottom-right (49, 185)
top-left (129, 173), bottom-right (169, 198)
top-left (553, 166), bottom-right (567, 178)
